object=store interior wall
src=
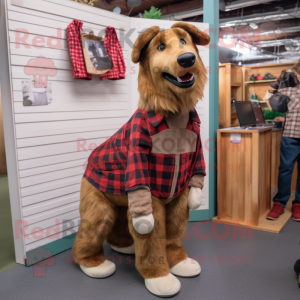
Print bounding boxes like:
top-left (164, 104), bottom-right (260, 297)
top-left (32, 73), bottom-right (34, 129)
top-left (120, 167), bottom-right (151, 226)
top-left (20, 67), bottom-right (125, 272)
top-left (2, 0), bottom-right (132, 264)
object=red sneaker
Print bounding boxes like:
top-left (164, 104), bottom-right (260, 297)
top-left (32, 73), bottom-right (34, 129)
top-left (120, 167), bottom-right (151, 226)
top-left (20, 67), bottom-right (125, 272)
top-left (267, 202), bottom-right (284, 220)
top-left (292, 203), bottom-right (300, 222)
top-left (257, 75), bottom-right (264, 80)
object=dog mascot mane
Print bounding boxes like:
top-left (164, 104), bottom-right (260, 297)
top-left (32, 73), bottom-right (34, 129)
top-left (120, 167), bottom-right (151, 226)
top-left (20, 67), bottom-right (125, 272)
top-left (73, 22), bottom-right (210, 297)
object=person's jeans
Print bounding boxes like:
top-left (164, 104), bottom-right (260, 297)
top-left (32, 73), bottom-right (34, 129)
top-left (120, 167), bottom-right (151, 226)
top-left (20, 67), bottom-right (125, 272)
top-left (273, 137), bottom-right (300, 207)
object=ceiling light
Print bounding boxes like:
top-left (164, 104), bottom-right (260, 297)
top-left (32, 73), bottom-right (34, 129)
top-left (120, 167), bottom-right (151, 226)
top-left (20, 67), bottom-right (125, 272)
top-left (249, 23), bottom-right (258, 29)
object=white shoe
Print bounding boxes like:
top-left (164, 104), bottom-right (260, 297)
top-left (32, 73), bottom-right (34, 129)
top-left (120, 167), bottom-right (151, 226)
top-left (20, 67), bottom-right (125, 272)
top-left (111, 244), bottom-right (135, 254)
top-left (170, 257), bottom-right (201, 277)
top-left (79, 260), bottom-right (115, 278)
top-left (145, 273), bottom-right (181, 297)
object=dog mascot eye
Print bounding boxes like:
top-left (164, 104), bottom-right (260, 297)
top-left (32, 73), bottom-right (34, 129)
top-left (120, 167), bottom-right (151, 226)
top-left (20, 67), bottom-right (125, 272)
top-left (180, 39), bottom-right (186, 45)
top-left (158, 44), bottom-right (165, 51)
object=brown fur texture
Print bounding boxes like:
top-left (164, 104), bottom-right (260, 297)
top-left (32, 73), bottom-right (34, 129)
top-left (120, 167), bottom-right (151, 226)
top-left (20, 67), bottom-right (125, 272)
top-left (73, 178), bottom-right (190, 278)
top-left (131, 24), bottom-right (208, 116)
top-left (106, 205), bottom-right (134, 249)
top-left (72, 178), bottom-right (117, 267)
top-left (171, 22), bottom-right (211, 46)
top-left (131, 26), bottom-right (160, 64)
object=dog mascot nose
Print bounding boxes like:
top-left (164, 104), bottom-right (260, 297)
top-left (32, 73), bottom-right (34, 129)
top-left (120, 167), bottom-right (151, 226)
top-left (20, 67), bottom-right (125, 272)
top-left (177, 52), bottom-right (196, 68)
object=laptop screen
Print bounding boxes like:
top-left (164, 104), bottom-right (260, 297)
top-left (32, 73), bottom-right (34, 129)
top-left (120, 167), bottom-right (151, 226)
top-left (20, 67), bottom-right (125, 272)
top-left (235, 101), bottom-right (257, 127)
top-left (252, 106), bottom-right (265, 124)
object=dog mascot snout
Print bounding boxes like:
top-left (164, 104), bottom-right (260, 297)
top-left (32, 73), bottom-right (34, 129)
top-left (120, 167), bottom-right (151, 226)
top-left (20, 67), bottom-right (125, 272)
top-left (72, 22), bottom-right (210, 298)
top-left (177, 52), bottom-right (196, 68)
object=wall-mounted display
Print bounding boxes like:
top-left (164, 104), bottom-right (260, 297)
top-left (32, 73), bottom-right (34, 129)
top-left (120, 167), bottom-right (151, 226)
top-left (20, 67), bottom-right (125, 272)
top-left (22, 81), bottom-right (52, 106)
top-left (67, 20), bottom-right (126, 81)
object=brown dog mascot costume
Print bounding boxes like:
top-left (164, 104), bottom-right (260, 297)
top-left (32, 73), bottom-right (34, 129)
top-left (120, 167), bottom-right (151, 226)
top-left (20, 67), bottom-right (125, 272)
top-left (72, 22), bottom-right (210, 297)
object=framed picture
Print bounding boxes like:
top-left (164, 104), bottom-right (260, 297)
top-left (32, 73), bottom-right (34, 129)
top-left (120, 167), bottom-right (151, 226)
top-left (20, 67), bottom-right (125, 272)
top-left (81, 32), bottom-right (112, 75)
top-left (22, 81), bottom-right (52, 106)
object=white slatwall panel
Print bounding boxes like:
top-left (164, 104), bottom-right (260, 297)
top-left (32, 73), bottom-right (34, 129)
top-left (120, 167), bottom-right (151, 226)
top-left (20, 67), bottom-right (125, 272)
top-left (6, 0), bottom-right (130, 252)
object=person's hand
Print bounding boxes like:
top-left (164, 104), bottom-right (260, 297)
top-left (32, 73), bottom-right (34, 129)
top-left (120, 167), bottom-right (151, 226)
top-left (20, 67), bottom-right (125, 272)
top-left (274, 117), bottom-right (285, 122)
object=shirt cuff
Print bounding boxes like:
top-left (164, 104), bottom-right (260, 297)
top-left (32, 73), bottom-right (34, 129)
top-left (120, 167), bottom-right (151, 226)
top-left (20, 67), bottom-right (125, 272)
top-left (188, 174), bottom-right (205, 190)
top-left (128, 188), bottom-right (152, 218)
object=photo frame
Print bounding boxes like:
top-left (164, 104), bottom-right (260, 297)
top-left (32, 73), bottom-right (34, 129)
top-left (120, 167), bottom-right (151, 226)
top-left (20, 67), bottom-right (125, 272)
top-left (22, 81), bottom-right (52, 106)
top-left (81, 32), bottom-right (112, 75)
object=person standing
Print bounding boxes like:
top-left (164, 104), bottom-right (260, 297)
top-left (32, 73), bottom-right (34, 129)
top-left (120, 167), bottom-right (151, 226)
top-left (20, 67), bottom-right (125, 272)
top-left (267, 60), bottom-right (300, 221)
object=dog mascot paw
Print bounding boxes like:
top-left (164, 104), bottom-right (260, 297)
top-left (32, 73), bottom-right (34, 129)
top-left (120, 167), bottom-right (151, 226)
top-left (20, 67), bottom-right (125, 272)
top-left (72, 22), bottom-right (210, 297)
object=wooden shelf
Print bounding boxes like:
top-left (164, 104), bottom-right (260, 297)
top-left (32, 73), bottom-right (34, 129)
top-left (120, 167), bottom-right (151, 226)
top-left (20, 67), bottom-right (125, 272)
top-left (245, 80), bottom-right (276, 84)
top-left (250, 100), bottom-right (267, 103)
top-left (212, 206), bottom-right (292, 234)
top-left (231, 82), bottom-right (242, 87)
top-left (219, 63), bottom-right (243, 128)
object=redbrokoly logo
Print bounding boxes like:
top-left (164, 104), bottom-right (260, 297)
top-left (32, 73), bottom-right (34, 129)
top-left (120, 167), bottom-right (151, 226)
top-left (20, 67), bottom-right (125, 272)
top-left (26, 247), bottom-right (56, 277)
top-left (24, 56), bottom-right (57, 88)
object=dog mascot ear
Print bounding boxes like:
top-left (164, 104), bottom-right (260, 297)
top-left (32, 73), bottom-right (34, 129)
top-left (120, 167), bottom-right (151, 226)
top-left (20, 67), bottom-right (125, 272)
top-left (171, 22), bottom-right (210, 46)
top-left (131, 26), bottom-right (160, 63)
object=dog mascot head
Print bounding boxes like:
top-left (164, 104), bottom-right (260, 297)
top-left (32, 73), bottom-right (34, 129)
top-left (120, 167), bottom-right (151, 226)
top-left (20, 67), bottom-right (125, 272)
top-left (131, 22), bottom-right (210, 116)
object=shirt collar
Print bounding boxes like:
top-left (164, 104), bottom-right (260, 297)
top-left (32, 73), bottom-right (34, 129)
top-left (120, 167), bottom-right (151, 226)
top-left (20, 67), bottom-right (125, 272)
top-left (146, 110), bottom-right (164, 127)
top-left (73, 19), bottom-right (83, 31)
top-left (147, 109), bottom-right (201, 128)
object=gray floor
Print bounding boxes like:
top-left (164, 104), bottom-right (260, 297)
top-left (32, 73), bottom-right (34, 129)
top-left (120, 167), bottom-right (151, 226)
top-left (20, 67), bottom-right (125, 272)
top-left (0, 220), bottom-right (299, 300)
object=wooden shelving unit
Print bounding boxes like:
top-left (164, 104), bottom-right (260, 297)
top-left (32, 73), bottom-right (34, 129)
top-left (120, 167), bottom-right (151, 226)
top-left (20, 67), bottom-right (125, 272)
top-left (219, 63), bottom-right (243, 128)
top-left (243, 62), bottom-right (295, 104)
top-left (214, 127), bottom-right (292, 233)
top-left (244, 80), bottom-right (276, 84)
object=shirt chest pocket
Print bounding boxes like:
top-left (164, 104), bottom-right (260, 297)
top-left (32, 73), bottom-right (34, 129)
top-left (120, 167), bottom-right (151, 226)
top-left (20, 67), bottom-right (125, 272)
top-left (149, 153), bottom-right (175, 198)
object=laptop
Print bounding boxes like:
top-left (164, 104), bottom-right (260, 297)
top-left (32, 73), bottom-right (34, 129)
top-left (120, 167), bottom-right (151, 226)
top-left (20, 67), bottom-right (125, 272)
top-left (252, 106), bottom-right (273, 126)
top-left (235, 101), bottom-right (273, 128)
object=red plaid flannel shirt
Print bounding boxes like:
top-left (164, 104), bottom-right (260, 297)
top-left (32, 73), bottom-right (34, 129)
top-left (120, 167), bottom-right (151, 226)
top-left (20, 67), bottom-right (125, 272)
top-left (67, 20), bottom-right (92, 80)
top-left (84, 109), bottom-right (206, 198)
top-left (100, 26), bottom-right (126, 80)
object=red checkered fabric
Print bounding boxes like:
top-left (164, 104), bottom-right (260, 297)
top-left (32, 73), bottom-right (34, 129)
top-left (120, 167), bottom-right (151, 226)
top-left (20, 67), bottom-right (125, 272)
top-left (100, 26), bottom-right (126, 80)
top-left (67, 20), bottom-right (92, 80)
top-left (84, 109), bottom-right (206, 198)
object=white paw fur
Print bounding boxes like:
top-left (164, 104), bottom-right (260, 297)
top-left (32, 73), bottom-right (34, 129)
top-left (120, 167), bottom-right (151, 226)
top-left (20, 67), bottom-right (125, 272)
top-left (79, 260), bottom-right (115, 278)
top-left (111, 244), bottom-right (135, 254)
top-left (132, 213), bottom-right (154, 234)
top-left (145, 273), bottom-right (181, 297)
top-left (188, 187), bottom-right (202, 210)
top-left (170, 257), bottom-right (201, 277)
